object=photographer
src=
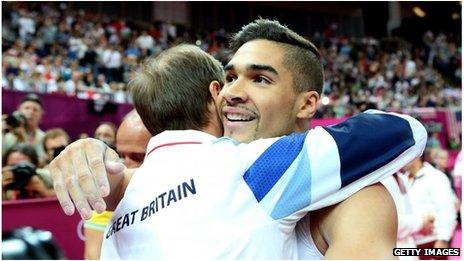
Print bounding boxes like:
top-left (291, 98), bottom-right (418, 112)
top-left (3, 94), bottom-right (46, 165)
top-left (2, 143), bottom-right (55, 200)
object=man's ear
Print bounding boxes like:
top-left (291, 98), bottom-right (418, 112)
top-left (296, 90), bottom-right (320, 120)
top-left (209, 80), bottom-right (222, 101)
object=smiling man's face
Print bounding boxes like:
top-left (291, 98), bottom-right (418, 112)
top-left (217, 39), bottom-right (303, 143)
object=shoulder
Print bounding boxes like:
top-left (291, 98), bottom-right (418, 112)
top-left (321, 183), bottom-right (396, 234)
top-left (36, 128), bottom-right (45, 137)
top-left (315, 183), bottom-right (397, 259)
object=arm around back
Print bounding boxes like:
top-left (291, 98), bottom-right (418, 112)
top-left (322, 183), bottom-right (398, 259)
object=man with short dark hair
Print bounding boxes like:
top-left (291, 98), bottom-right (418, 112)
top-left (224, 18), bottom-right (399, 258)
top-left (221, 19), bottom-right (322, 143)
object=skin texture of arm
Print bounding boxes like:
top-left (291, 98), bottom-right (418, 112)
top-left (84, 228), bottom-right (104, 260)
top-left (314, 183), bottom-right (398, 259)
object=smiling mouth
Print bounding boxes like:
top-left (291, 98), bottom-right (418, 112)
top-left (225, 113), bottom-right (256, 122)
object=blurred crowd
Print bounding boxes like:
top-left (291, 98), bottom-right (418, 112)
top-left (2, 2), bottom-right (220, 103)
top-left (314, 31), bottom-right (461, 118)
top-left (2, 2), bottom-right (461, 119)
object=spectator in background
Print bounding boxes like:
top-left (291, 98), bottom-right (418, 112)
top-left (64, 71), bottom-right (84, 96)
top-left (37, 17), bottom-right (57, 55)
top-left (80, 40), bottom-right (99, 79)
top-left (136, 30), bottom-right (154, 57)
top-left (430, 148), bottom-right (459, 212)
top-left (83, 110), bottom-right (151, 259)
top-left (94, 122), bottom-right (116, 150)
top-left (120, 20), bottom-right (132, 41)
top-left (82, 71), bottom-right (96, 89)
top-left (124, 39), bottom-right (141, 59)
top-left (403, 156), bottom-right (457, 259)
top-left (2, 143), bottom-right (55, 200)
top-left (101, 44), bottom-right (122, 83)
top-left (12, 71), bottom-right (29, 91)
top-left (3, 94), bottom-right (46, 164)
top-left (95, 74), bottom-right (110, 92)
top-left (110, 82), bottom-right (126, 104)
top-left (17, 9), bottom-right (35, 44)
top-left (115, 110), bottom-right (151, 168)
top-left (382, 173), bottom-right (435, 260)
top-left (42, 128), bottom-right (70, 165)
top-left (430, 148), bottom-right (451, 174)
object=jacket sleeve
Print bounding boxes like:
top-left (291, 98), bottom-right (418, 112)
top-left (241, 110), bottom-right (428, 221)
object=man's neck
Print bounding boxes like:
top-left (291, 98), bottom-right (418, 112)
top-left (408, 162), bottom-right (423, 180)
top-left (200, 114), bottom-right (223, 138)
top-left (295, 119), bottom-right (309, 133)
top-left (26, 125), bottom-right (37, 134)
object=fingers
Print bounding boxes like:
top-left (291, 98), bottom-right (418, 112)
top-left (72, 144), bottom-right (107, 215)
top-left (84, 140), bottom-right (113, 197)
top-left (66, 174), bottom-right (92, 219)
top-left (49, 138), bottom-right (113, 219)
top-left (49, 162), bottom-right (75, 216)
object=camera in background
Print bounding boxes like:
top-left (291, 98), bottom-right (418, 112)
top-left (4, 162), bottom-right (37, 192)
top-left (2, 227), bottom-right (64, 260)
top-left (5, 111), bottom-right (27, 129)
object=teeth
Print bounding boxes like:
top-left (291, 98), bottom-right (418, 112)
top-left (226, 113), bottom-right (254, 121)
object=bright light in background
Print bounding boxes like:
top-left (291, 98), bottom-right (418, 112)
top-left (196, 40), bottom-right (201, 46)
top-left (321, 96), bottom-right (330, 105)
top-left (413, 6), bottom-right (426, 18)
top-left (452, 12), bottom-right (460, 20)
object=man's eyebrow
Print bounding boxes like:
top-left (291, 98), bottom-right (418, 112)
top-left (247, 64), bottom-right (278, 76)
top-left (224, 64), bottom-right (234, 71)
top-left (223, 63), bottom-right (279, 77)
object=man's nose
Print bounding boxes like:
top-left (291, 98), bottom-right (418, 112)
top-left (223, 79), bottom-right (248, 105)
top-left (25, 108), bottom-right (35, 115)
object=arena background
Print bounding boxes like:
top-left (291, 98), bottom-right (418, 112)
top-left (1, 1), bottom-right (462, 259)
